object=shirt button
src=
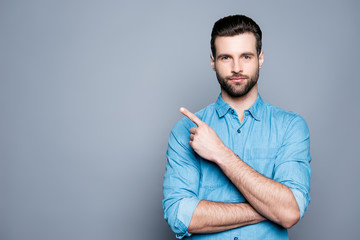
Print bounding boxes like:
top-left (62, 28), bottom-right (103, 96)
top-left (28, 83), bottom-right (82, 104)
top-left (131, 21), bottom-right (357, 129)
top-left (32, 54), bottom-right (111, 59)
top-left (234, 237), bottom-right (238, 240)
top-left (231, 109), bottom-right (235, 114)
top-left (237, 129), bottom-right (241, 133)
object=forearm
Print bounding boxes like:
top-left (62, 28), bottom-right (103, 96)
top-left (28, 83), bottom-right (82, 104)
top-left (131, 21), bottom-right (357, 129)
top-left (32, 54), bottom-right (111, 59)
top-left (216, 147), bottom-right (300, 229)
top-left (187, 200), bottom-right (266, 234)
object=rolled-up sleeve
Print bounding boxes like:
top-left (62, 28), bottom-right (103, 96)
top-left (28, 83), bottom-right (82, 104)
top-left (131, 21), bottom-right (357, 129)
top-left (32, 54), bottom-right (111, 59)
top-left (163, 119), bottom-right (201, 239)
top-left (273, 114), bottom-right (312, 218)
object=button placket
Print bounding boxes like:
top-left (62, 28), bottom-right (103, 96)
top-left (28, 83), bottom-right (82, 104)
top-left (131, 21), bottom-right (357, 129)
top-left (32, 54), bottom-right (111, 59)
top-left (229, 108), bottom-right (242, 134)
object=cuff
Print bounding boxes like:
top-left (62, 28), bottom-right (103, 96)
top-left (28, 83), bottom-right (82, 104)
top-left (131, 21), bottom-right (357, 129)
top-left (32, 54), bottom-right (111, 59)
top-left (290, 188), bottom-right (308, 218)
top-left (175, 197), bottom-right (201, 239)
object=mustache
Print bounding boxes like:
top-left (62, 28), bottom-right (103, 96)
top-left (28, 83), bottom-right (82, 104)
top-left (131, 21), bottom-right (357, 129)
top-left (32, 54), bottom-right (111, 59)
top-left (226, 74), bottom-right (249, 80)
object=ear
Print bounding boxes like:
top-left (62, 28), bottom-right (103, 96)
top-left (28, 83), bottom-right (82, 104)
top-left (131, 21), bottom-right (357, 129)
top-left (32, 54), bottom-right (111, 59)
top-left (258, 51), bottom-right (264, 69)
top-left (210, 54), bottom-right (215, 71)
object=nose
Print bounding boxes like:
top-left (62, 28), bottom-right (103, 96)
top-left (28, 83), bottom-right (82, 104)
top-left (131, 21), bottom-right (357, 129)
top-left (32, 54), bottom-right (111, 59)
top-left (232, 59), bottom-right (243, 73)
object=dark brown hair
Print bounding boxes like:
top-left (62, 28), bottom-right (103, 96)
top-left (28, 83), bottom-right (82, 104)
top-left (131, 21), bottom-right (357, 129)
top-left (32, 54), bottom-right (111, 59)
top-left (211, 15), bottom-right (262, 57)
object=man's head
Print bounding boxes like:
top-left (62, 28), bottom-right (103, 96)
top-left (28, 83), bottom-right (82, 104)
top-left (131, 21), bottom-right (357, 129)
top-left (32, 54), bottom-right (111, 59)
top-left (210, 15), bottom-right (264, 99)
top-left (211, 15), bottom-right (262, 58)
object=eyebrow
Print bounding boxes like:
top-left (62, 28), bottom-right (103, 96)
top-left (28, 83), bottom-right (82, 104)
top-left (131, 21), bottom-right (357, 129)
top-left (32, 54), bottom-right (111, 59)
top-left (216, 52), bottom-right (256, 59)
top-left (216, 54), bottom-right (231, 59)
top-left (241, 52), bottom-right (256, 56)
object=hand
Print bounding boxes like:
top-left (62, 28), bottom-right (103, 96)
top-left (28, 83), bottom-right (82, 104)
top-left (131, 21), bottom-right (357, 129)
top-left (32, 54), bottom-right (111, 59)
top-left (180, 107), bottom-right (228, 163)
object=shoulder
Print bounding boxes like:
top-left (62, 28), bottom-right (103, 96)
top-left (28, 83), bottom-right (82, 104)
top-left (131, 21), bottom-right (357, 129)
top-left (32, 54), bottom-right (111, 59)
top-left (263, 102), bottom-right (310, 142)
top-left (264, 102), bottom-right (308, 130)
top-left (168, 103), bottom-right (216, 150)
top-left (172, 103), bottom-right (216, 133)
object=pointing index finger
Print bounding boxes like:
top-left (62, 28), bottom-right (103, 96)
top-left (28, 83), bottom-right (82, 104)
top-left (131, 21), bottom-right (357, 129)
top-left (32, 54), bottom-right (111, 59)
top-left (180, 107), bottom-right (203, 126)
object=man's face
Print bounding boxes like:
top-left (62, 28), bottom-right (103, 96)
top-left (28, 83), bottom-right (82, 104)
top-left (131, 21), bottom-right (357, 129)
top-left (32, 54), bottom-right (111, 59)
top-left (211, 33), bottom-right (264, 98)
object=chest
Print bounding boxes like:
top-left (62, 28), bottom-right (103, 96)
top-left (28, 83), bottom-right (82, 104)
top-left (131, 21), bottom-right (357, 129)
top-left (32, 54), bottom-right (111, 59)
top-left (198, 114), bottom-right (283, 201)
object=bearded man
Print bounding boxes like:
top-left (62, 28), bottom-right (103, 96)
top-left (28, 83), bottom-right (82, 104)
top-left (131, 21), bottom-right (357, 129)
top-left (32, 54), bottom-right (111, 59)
top-left (163, 14), bottom-right (311, 240)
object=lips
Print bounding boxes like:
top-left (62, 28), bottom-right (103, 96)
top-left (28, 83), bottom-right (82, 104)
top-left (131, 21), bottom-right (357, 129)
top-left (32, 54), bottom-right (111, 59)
top-left (228, 75), bottom-right (248, 83)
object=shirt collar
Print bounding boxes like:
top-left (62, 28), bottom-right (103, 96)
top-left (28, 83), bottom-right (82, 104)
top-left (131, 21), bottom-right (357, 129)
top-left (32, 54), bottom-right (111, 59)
top-left (247, 94), bottom-right (264, 121)
top-left (215, 93), bottom-right (265, 121)
top-left (215, 94), bottom-right (232, 118)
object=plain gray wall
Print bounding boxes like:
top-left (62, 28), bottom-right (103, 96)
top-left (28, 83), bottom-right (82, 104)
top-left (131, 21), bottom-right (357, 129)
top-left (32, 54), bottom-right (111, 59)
top-left (1, 0), bottom-right (359, 239)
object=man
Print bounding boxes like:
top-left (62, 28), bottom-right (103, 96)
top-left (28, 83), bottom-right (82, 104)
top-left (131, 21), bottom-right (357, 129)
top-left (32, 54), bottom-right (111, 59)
top-left (163, 15), bottom-right (311, 239)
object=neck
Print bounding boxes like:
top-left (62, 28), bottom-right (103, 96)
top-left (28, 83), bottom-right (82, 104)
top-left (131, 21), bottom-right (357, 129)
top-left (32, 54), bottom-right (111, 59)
top-left (221, 84), bottom-right (258, 122)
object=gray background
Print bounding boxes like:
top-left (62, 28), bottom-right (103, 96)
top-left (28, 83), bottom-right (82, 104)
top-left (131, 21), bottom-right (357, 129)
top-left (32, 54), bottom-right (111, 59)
top-left (1, 0), bottom-right (359, 239)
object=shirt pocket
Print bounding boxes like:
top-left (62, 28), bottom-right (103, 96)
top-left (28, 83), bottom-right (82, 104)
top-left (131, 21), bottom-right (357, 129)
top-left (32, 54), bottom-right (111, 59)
top-left (198, 160), bottom-right (246, 203)
top-left (243, 147), bottom-right (278, 179)
top-left (199, 160), bottom-right (228, 188)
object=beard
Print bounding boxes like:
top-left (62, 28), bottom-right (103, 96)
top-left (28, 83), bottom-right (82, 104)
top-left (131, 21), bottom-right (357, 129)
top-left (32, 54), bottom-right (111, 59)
top-left (216, 68), bottom-right (259, 98)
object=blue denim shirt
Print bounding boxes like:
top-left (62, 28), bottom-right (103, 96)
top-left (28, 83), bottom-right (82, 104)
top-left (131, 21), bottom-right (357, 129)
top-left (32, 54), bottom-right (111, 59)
top-left (163, 94), bottom-right (311, 239)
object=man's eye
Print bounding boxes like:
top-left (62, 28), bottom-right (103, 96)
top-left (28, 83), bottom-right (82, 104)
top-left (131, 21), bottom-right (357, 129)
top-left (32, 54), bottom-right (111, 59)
top-left (222, 56), bottom-right (229, 60)
top-left (243, 56), bottom-right (250, 60)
